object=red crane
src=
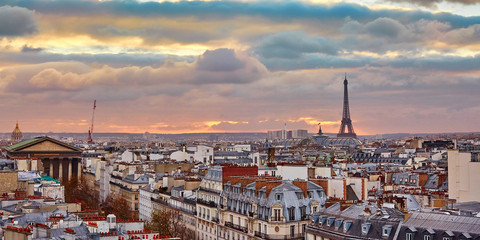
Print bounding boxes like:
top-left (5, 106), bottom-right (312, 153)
top-left (87, 100), bottom-right (96, 144)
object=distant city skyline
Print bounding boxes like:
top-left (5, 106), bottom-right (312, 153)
top-left (1, 0), bottom-right (479, 135)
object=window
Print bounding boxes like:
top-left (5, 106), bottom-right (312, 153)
top-left (258, 223), bottom-right (261, 233)
top-left (274, 209), bottom-right (281, 221)
top-left (406, 233), bottom-right (414, 240)
top-left (313, 206), bottom-right (317, 212)
top-left (327, 217), bottom-right (335, 227)
top-left (361, 223), bottom-right (371, 235)
top-left (297, 192), bottom-right (303, 199)
top-left (289, 207), bottom-right (295, 221)
top-left (443, 238), bottom-right (450, 240)
top-left (276, 194), bottom-right (281, 201)
top-left (425, 235), bottom-right (431, 240)
top-left (343, 221), bottom-right (352, 232)
top-left (290, 225), bottom-right (295, 237)
top-left (382, 225), bottom-right (392, 237)
top-left (335, 219), bottom-right (343, 230)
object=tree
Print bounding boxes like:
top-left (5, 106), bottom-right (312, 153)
top-left (64, 175), bottom-right (100, 211)
top-left (148, 208), bottom-right (195, 239)
top-left (101, 194), bottom-right (132, 219)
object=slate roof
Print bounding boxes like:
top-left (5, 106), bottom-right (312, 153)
top-left (309, 203), bottom-right (404, 240)
top-left (404, 212), bottom-right (480, 233)
top-left (49, 224), bottom-right (90, 239)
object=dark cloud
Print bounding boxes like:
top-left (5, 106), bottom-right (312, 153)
top-left (8, 0), bottom-right (480, 29)
top-left (258, 51), bottom-right (480, 72)
top-left (0, 5), bottom-right (37, 36)
top-left (0, 50), bottom-right (193, 68)
top-left (364, 18), bottom-right (408, 39)
top-left (259, 54), bottom-right (374, 71)
top-left (197, 48), bottom-right (245, 72)
top-left (255, 31), bottom-right (340, 59)
top-left (21, 45), bottom-right (43, 52)
top-left (386, 0), bottom-right (480, 8)
top-left (90, 25), bottom-right (220, 45)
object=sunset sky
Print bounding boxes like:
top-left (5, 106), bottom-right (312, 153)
top-left (1, 0), bottom-right (479, 135)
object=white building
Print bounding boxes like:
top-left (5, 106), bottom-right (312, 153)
top-left (448, 150), bottom-right (480, 202)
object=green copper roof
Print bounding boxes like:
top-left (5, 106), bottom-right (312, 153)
top-left (6, 137), bottom-right (43, 151)
top-left (41, 175), bottom-right (60, 184)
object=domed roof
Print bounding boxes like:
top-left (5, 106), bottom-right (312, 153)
top-left (11, 122), bottom-right (23, 142)
top-left (12, 122), bottom-right (21, 133)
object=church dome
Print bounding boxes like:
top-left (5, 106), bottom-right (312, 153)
top-left (11, 122), bottom-right (23, 142)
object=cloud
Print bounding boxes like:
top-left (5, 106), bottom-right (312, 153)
top-left (197, 48), bottom-right (245, 72)
top-left (386, 0), bottom-right (480, 8)
top-left (0, 48), bottom-right (267, 97)
top-left (0, 5), bottom-right (38, 36)
top-left (10, 0), bottom-right (480, 28)
top-left (254, 31), bottom-right (340, 59)
top-left (0, 50), bottom-right (194, 68)
top-left (21, 45), bottom-right (43, 52)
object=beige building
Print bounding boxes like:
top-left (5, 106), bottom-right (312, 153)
top-left (110, 174), bottom-right (151, 218)
top-left (448, 150), bottom-right (480, 202)
top-left (0, 171), bottom-right (18, 195)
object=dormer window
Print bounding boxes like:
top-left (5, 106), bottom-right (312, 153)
top-left (361, 223), bottom-right (371, 235)
top-left (343, 221), bottom-right (352, 232)
top-left (327, 217), bottom-right (335, 227)
top-left (406, 233), bottom-right (415, 240)
top-left (382, 225), bottom-right (392, 237)
top-left (334, 219), bottom-right (343, 230)
top-left (320, 216), bottom-right (327, 225)
top-left (296, 192), bottom-right (303, 199)
top-left (276, 194), bottom-right (282, 201)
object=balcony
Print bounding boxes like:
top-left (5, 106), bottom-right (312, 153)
top-left (269, 216), bottom-right (285, 222)
top-left (255, 231), bottom-right (267, 238)
top-left (224, 221), bottom-right (248, 233)
top-left (196, 198), bottom-right (217, 208)
top-left (264, 233), bottom-right (305, 240)
top-left (198, 187), bottom-right (221, 195)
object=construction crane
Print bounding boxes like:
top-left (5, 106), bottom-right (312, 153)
top-left (87, 100), bottom-right (96, 144)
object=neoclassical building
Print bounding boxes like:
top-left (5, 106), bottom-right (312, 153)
top-left (6, 136), bottom-right (82, 182)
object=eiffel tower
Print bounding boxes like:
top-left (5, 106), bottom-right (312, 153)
top-left (337, 74), bottom-right (357, 138)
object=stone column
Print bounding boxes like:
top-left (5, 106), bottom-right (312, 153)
top-left (68, 158), bottom-right (72, 182)
top-left (49, 159), bottom-right (54, 178)
top-left (59, 160), bottom-right (63, 181)
top-left (77, 158), bottom-right (82, 180)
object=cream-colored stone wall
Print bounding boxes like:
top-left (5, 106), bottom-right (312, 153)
top-left (0, 171), bottom-right (18, 194)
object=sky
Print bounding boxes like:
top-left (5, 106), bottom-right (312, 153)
top-left (0, 0), bottom-right (480, 135)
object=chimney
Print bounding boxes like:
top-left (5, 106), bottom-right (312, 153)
top-left (292, 179), bottom-right (308, 198)
top-left (268, 148), bottom-right (275, 163)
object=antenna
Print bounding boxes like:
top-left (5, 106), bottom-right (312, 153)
top-left (87, 100), bottom-right (96, 144)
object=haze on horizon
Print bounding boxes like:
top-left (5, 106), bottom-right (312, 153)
top-left (1, 0), bottom-right (479, 135)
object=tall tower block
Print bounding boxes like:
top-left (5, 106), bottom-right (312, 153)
top-left (337, 74), bottom-right (357, 138)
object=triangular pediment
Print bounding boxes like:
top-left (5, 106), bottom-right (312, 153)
top-left (19, 140), bottom-right (75, 152)
top-left (7, 136), bottom-right (82, 153)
